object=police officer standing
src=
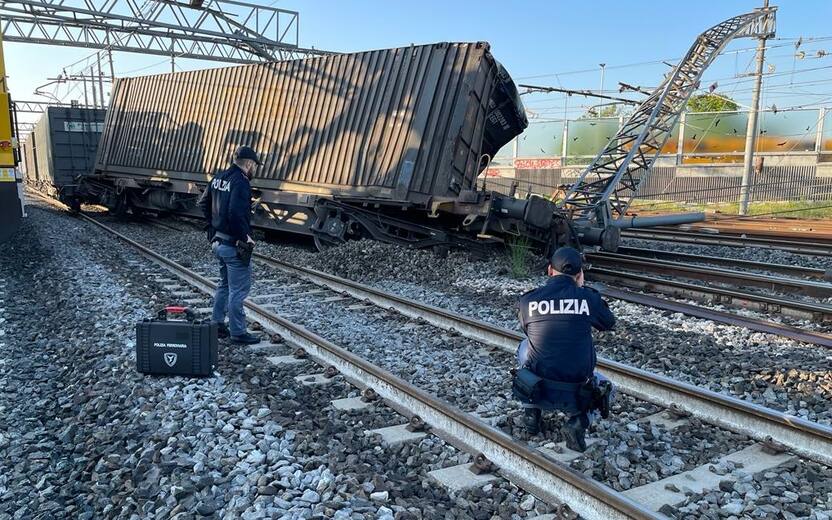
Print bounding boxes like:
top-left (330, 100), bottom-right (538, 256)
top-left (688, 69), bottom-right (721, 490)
top-left (514, 246), bottom-right (615, 451)
top-left (198, 146), bottom-right (262, 345)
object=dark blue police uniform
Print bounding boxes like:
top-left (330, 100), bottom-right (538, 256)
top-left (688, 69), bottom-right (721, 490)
top-left (517, 275), bottom-right (615, 386)
top-left (201, 163), bottom-right (252, 245)
top-left (197, 147), bottom-right (260, 343)
top-left (514, 247), bottom-right (616, 448)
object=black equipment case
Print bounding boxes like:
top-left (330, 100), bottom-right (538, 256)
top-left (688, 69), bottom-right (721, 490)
top-left (136, 306), bottom-right (217, 376)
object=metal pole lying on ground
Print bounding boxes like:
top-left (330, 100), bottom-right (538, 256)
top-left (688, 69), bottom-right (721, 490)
top-left (611, 212), bottom-right (706, 229)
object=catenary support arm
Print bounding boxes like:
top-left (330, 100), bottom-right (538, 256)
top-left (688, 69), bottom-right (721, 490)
top-left (560, 8), bottom-right (776, 227)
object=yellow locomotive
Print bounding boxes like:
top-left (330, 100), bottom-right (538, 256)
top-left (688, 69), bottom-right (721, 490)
top-left (0, 33), bottom-right (24, 243)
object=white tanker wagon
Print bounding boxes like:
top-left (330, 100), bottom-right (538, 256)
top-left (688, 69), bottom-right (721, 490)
top-left (73, 8), bottom-right (775, 254)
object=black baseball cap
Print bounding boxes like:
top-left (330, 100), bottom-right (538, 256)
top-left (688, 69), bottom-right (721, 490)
top-left (234, 145), bottom-right (262, 165)
top-left (550, 246), bottom-right (583, 275)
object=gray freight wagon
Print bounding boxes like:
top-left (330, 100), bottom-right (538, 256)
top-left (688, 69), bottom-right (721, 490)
top-left (24, 106), bottom-right (107, 209)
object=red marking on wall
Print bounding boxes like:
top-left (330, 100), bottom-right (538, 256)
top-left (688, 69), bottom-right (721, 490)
top-left (514, 158), bottom-right (561, 169)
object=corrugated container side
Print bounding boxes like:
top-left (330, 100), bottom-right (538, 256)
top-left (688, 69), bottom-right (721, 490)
top-left (32, 112), bottom-right (50, 184)
top-left (25, 107), bottom-right (106, 189)
top-left (48, 108), bottom-right (107, 186)
top-left (94, 42), bottom-right (526, 204)
top-left (21, 136), bottom-right (37, 181)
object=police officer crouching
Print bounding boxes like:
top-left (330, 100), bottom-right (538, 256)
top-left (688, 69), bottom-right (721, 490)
top-left (513, 247), bottom-right (615, 452)
top-left (197, 146), bottom-right (262, 345)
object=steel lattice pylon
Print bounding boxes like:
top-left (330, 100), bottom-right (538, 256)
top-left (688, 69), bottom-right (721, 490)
top-left (0, 0), bottom-right (331, 63)
top-left (560, 8), bottom-right (776, 226)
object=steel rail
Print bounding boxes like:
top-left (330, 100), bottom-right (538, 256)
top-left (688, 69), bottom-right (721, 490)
top-left (587, 267), bottom-right (832, 323)
top-left (71, 212), bottom-right (659, 520)
top-left (613, 246), bottom-right (831, 281)
top-left (622, 229), bottom-right (832, 257)
top-left (586, 252), bottom-right (832, 298)
top-left (254, 252), bottom-right (832, 348)
top-left (30, 188), bottom-right (832, 472)
top-left (655, 225), bottom-right (832, 243)
top-left (600, 287), bottom-right (832, 348)
top-left (27, 192), bottom-right (832, 344)
top-left (252, 252), bottom-right (832, 466)
top-left (634, 227), bottom-right (832, 248)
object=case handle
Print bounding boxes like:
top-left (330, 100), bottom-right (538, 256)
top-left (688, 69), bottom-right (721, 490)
top-left (157, 306), bottom-right (196, 321)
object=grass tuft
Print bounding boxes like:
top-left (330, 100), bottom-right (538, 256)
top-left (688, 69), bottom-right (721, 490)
top-left (629, 199), bottom-right (832, 219)
top-left (506, 236), bottom-right (532, 279)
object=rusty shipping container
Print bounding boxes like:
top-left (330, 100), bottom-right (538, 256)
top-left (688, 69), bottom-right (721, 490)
top-left (82, 41), bottom-right (571, 250)
top-left (94, 42), bottom-right (527, 205)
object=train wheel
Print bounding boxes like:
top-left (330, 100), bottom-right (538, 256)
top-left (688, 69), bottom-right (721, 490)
top-left (432, 244), bottom-right (450, 258)
top-left (311, 208), bottom-right (350, 252)
top-left (312, 232), bottom-right (344, 252)
top-left (111, 195), bottom-right (130, 219)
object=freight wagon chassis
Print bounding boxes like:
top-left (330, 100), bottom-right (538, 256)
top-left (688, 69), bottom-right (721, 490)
top-left (76, 174), bottom-right (619, 255)
top-left (312, 200), bottom-right (465, 252)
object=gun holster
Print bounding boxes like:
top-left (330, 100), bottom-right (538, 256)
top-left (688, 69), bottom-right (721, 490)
top-left (591, 379), bottom-right (612, 418)
top-left (512, 367), bottom-right (543, 403)
top-left (236, 240), bottom-right (254, 265)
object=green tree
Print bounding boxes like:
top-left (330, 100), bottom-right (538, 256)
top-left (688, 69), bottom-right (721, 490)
top-left (687, 93), bottom-right (738, 113)
top-left (579, 104), bottom-right (621, 119)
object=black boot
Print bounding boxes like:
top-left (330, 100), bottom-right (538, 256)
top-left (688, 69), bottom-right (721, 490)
top-left (523, 408), bottom-right (541, 435)
top-left (230, 332), bottom-right (262, 345)
top-left (562, 415), bottom-right (587, 452)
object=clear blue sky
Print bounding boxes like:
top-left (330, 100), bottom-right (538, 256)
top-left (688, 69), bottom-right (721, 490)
top-left (7, 0), bottom-right (832, 127)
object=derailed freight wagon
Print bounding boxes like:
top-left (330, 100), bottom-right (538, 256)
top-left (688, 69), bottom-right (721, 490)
top-left (83, 42), bottom-right (582, 252)
top-left (24, 106), bottom-right (107, 209)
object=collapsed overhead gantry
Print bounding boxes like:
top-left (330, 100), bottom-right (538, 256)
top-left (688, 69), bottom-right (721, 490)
top-left (560, 8), bottom-right (776, 233)
top-left (0, 0), bottom-right (332, 63)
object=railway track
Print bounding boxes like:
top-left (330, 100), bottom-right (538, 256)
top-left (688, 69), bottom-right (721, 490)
top-left (146, 210), bottom-right (832, 330)
top-left (78, 206), bottom-right (832, 460)
top-left (588, 266), bottom-right (832, 324)
top-left (673, 219), bottom-right (832, 242)
top-left (625, 214), bottom-right (832, 241)
top-left (251, 249), bottom-right (832, 349)
top-left (67, 204), bottom-right (660, 520)
top-left (588, 251), bottom-right (832, 299)
top-left (622, 228), bottom-right (832, 257)
top-left (585, 251), bottom-right (832, 324)
top-left (156, 212), bottom-right (832, 344)
top-left (32, 193), bottom-right (832, 518)
top-left (612, 246), bottom-right (831, 281)
top-left (244, 252), bottom-right (832, 458)
top-left (159, 209), bottom-right (832, 323)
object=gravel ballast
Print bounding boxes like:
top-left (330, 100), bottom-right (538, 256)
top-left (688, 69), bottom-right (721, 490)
top-left (80, 214), bottom-right (832, 510)
top-left (254, 237), bottom-right (832, 427)
top-left (621, 236), bottom-right (832, 271)
top-left (0, 204), bottom-right (556, 519)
